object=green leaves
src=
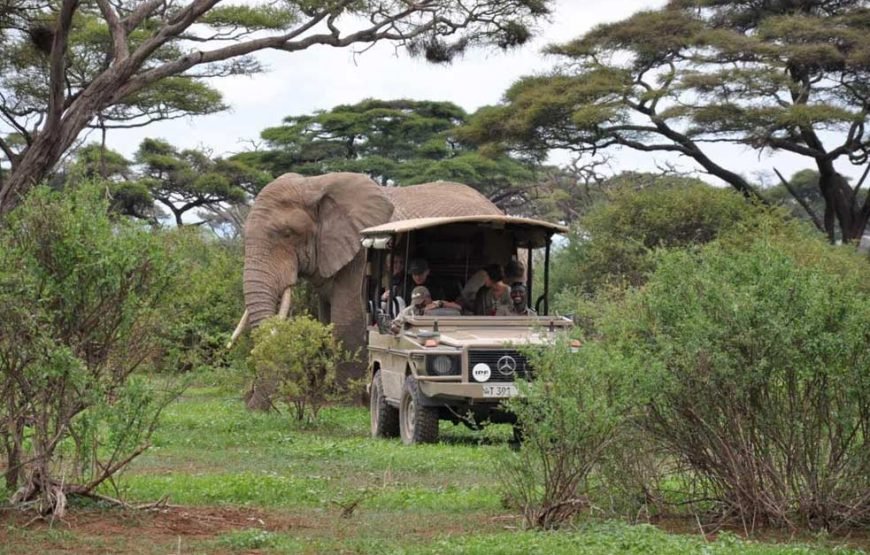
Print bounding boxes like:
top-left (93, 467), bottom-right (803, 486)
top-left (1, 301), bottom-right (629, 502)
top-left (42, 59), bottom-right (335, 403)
top-left (468, 0), bottom-right (870, 238)
top-left (248, 98), bottom-right (536, 210)
top-left (200, 4), bottom-right (300, 30)
top-left (0, 183), bottom-right (181, 508)
top-left (249, 315), bottom-right (348, 421)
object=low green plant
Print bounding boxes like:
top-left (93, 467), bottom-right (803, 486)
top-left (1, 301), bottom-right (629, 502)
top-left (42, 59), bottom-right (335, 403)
top-left (248, 315), bottom-right (349, 421)
top-left (499, 338), bottom-right (624, 529)
top-left (218, 528), bottom-right (279, 550)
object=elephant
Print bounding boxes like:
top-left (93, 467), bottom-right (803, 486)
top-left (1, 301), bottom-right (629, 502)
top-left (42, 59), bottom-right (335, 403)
top-left (234, 172), bottom-right (502, 409)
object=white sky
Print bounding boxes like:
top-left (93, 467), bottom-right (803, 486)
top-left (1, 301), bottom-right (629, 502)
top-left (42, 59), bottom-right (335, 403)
top-left (100, 0), bottom-right (838, 189)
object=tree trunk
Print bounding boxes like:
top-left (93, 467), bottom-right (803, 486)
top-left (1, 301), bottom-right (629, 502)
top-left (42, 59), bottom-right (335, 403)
top-left (817, 165), bottom-right (869, 244)
top-left (0, 68), bottom-right (126, 218)
top-left (0, 136), bottom-right (65, 216)
top-left (3, 417), bottom-right (24, 492)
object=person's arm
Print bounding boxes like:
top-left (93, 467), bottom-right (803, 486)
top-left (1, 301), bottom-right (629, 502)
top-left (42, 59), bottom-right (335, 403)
top-left (430, 299), bottom-right (461, 310)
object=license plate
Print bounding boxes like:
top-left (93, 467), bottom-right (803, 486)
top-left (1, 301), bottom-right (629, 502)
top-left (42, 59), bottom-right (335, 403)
top-left (482, 384), bottom-right (518, 398)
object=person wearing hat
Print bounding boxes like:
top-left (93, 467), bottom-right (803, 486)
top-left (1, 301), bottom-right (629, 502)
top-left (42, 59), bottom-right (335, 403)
top-left (390, 285), bottom-right (461, 333)
top-left (401, 257), bottom-right (453, 301)
top-left (508, 283), bottom-right (536, 316)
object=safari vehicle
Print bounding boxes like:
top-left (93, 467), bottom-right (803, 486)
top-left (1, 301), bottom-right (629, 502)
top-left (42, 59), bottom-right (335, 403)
top-left (361, 215), bottom-right (572, 444)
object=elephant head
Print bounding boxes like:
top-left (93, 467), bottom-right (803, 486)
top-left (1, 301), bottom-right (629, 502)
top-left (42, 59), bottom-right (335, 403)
top-left (242, 172), bottom-right (394, 329)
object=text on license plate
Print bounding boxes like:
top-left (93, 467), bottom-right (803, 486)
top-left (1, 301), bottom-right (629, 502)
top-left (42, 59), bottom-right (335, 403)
top-left (482, 384), bottom-right (518, 398)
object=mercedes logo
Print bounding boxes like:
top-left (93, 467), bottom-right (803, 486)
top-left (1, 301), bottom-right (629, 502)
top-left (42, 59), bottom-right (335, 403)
top-left (496, 355), bottom-right (517, 376)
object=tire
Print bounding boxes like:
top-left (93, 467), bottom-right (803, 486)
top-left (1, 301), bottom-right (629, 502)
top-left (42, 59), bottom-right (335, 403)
top-left (399, 375), bottom-right (439, 445)
top-left (370, 370), bottom-right (399, 438)
top-left (509, 424), bottom-right (524, 451)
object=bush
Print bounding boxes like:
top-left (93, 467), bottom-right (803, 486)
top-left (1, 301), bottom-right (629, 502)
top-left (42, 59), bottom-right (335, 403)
top-left (156, 228), bottom-right (245, 373)
top-left (498, 338), bottom-right (623, 529)
top-left (551, 180), bottom-right (765, 304)
top-left (603, 229), bottom-right (870, 530)
top-left (248, 315), bottom-right (349, 421)
top-left (0, 184), bottom-right (182, 515)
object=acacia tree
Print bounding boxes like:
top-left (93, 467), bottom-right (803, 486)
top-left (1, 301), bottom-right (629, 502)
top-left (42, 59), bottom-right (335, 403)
top-left (460, 0), bottom-right (870, 243)
top-left (0, 0), bottom-right (552, 216)
top-left (134, 138), bottom-right (250, 226)
top-left (67, 139), bottom-right (269, 224)
top-left (237, 98), bottom-right (538, 212)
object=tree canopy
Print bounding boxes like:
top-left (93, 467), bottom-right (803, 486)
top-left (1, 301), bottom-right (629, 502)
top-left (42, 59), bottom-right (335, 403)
top-left (459, 0), bottom-right (870, 242)
top-left (237, 98), bottom-right (540, 213)
top-left (0, 0), bottom-right (553, 216)
top-left (70, 139), bottom-right (269, 225)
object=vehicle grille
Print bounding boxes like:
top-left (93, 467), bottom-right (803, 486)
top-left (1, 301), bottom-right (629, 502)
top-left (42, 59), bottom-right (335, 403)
top-left (468, 350), bottom-right (533, 382)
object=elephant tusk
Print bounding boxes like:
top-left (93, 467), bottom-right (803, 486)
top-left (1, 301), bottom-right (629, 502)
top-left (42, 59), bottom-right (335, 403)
top-left (277, 287), bottom-right (293, 319)
top-left (227, 309), bottom-right (249, 348)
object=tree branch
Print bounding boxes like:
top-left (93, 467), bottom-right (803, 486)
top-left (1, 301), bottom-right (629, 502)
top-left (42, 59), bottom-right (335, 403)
top-left (773, 167), bottom-right (824, 232)
top-left (95, 0), bottom-right (129, 63)
top-left (45, 0), bottom-right (78, 135)
top-left (121, 0), bottom-right (164, 32)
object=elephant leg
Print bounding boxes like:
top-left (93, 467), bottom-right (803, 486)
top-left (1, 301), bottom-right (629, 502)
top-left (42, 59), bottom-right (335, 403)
top-left (318, 296), bottom-right (331, 324)
top-left (328, 253), bottom-right (368, 394)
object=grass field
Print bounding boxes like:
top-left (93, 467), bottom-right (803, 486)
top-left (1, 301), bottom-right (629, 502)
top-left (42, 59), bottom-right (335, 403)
top-left (1, 376), bottom-right (866, 554)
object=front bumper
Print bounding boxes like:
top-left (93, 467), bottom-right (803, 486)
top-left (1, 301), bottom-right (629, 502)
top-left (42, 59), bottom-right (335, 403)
top-left (417, 380), bottom-right (518, 403)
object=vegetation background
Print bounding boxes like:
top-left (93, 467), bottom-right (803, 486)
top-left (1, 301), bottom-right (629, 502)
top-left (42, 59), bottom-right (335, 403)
top-left (1, 0), bottom-right (869, 552)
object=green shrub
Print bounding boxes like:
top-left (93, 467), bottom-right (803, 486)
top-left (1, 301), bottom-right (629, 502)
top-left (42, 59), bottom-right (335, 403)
top-left (156, 228), bottom-right (245, 373)
top-left (603, 230), bottom-right (870, 530)
top-left (499, 337), bottom-right (624, 529)
top-left (0, 184), bottom-right (182, 515)
top-left (551, 181), bottom-right (768, 305)
top-left (248, 315), bottom-right (349, 421)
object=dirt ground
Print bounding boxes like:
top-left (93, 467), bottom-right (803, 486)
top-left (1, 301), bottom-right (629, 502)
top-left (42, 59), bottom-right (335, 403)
top-left (0, 505), bottom-right (315, 554)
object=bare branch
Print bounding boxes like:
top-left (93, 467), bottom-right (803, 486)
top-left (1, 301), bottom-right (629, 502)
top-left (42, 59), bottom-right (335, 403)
top-left (773, 167), bottom-right (824, 232)
top-left (45, 0), bottom-right (78, 134)
top-left (0, 136), bottom-right (16, 167)
top-left (95, 0), bottom-right (129, 62)
top-left (121, 0), bottom-right (164, 32)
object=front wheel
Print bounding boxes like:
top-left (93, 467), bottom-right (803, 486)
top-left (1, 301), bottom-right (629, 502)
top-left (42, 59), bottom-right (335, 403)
top-left (370, 370), bottom-right (399, 438)
top-left (399, 375), bottom-right (439, 445)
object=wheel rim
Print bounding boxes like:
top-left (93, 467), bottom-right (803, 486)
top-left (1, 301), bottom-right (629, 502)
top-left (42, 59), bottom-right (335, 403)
top-left (370, 379), bottom-right (380, 435)
top-left (402, 394), bottom-right (415, 440)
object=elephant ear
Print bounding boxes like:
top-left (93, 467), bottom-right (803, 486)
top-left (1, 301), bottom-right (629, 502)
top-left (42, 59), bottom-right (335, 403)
top-left (315, 173), bottom-right (394, 278)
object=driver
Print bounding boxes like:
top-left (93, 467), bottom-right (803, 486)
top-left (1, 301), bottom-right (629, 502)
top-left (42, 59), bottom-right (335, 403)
top-left (390, 286), bottom-right (461, 333)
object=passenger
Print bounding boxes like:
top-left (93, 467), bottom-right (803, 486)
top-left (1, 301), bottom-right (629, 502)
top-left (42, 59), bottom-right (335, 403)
top-left (505, 259), bottom-right (525, 284)
top-left (390, 286), bottom-right (460, 333)
top-left (390, 286), bottom-right (431, 333)
top-left (381, 254), bottom-right (404, 301)
top-left (474, 264), bottom-right (512, 316)
top-left (462, 259), bottom-right (525, 311)
top-left (508, 283), bottom-right (537, 316)
top-left (402, 258), bottom-right (450, 301)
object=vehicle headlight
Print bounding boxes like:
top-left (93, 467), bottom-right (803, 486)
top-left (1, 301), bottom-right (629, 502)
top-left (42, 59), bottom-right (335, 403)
top-left (427, 354), bottom-right (460, 376)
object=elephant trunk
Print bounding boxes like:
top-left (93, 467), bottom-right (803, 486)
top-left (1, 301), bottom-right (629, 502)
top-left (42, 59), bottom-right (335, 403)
top-left (243, 244), bottom-right (299, 329)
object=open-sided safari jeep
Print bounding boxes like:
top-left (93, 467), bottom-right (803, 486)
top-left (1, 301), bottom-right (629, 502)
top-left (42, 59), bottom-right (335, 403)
top-left (361, 215), bottom-right (572, 444)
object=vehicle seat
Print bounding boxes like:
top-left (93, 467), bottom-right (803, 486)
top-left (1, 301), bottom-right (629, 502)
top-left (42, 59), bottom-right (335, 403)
top-left (391, 295), bottom-right (406, 318)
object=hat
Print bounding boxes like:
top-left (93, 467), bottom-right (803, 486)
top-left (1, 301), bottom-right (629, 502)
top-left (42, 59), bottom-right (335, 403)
top-left (410, 286), bottom-right (431, 303)
top-left (408, 258), bottom-right (429, 274)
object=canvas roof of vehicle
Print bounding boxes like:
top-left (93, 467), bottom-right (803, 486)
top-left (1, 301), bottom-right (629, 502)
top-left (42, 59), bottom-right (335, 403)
top-left (360, 215), bottom-right (568, 249)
